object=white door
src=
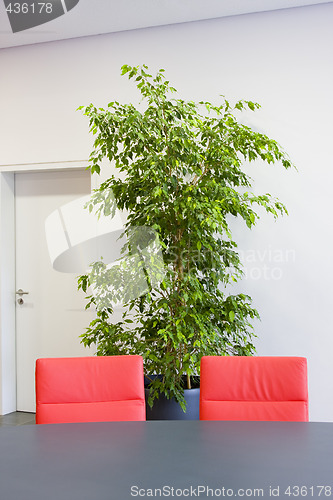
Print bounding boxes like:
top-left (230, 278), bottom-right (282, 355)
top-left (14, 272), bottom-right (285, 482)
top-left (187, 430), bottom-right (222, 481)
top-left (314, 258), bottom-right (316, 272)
top-left (15, 169), bottom-right (95, 412)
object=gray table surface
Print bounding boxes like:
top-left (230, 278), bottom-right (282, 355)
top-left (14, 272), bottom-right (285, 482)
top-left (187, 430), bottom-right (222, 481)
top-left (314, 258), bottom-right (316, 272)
top-left (0, 421), bottom-right (332, 500)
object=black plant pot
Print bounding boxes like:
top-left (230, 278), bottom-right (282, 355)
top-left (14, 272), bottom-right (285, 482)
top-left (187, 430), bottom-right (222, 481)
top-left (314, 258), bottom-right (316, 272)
top-left (144, 376), bottom-right (200, 420)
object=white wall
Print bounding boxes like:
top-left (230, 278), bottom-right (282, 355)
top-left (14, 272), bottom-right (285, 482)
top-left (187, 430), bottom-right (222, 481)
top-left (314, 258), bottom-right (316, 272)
top-left (0, 4), bottom-right (332, 420)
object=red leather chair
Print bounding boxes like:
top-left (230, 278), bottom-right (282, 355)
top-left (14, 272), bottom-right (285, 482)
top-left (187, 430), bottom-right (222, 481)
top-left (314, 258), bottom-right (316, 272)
top-left (36, 355), bottom-right (146, 424)
top-left (200, 356), bottom-right (308, 421)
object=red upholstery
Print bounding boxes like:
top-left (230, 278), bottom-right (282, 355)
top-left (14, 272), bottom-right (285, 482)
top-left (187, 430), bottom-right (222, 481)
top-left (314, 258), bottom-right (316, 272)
top-left (36, 355), bottom-right (145, 424)
top-left (200, 356), bottom-right (308, 422)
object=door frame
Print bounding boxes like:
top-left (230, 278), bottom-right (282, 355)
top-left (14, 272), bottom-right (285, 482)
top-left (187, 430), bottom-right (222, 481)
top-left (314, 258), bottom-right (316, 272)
top-left (0, 161), bottom-right (90, 415)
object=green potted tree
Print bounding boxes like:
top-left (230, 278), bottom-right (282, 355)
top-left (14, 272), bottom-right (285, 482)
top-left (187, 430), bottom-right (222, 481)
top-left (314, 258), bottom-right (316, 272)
top-left (77, 64), bottom-right (292, 418)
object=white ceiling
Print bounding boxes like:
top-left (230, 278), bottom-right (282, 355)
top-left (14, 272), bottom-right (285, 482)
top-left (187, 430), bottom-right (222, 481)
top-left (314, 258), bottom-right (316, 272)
top-left (0, 0), bottom-right (332, 49)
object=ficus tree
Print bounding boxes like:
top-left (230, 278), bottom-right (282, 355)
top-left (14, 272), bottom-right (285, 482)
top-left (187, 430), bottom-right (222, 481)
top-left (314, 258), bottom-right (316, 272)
top-left (77, 64), bottom-right (293, 409)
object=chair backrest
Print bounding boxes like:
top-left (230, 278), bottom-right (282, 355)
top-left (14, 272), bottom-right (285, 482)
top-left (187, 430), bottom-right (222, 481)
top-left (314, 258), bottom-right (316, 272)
top-left (200, 356), bottom-right (308, 421)
top-left (36, 355), bottom-right (146, 424)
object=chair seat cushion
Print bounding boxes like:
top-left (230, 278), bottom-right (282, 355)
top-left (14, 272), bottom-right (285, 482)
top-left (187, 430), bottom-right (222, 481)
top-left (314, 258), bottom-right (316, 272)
top-left (36, 399), bottom-right (146, 424)
top-left (200, 400), bottom-right (308, 422)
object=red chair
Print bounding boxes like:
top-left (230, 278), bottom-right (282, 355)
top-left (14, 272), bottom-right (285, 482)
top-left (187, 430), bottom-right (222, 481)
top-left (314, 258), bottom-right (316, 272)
top-left (200, 356), bottom-right (308, 421)
top-left (36, 355), bottom-right (146, 424)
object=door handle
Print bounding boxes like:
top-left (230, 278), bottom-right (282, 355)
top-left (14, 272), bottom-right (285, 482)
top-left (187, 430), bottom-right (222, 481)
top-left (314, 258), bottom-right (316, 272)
top-left (16, 289), bottom-right (29, 304)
